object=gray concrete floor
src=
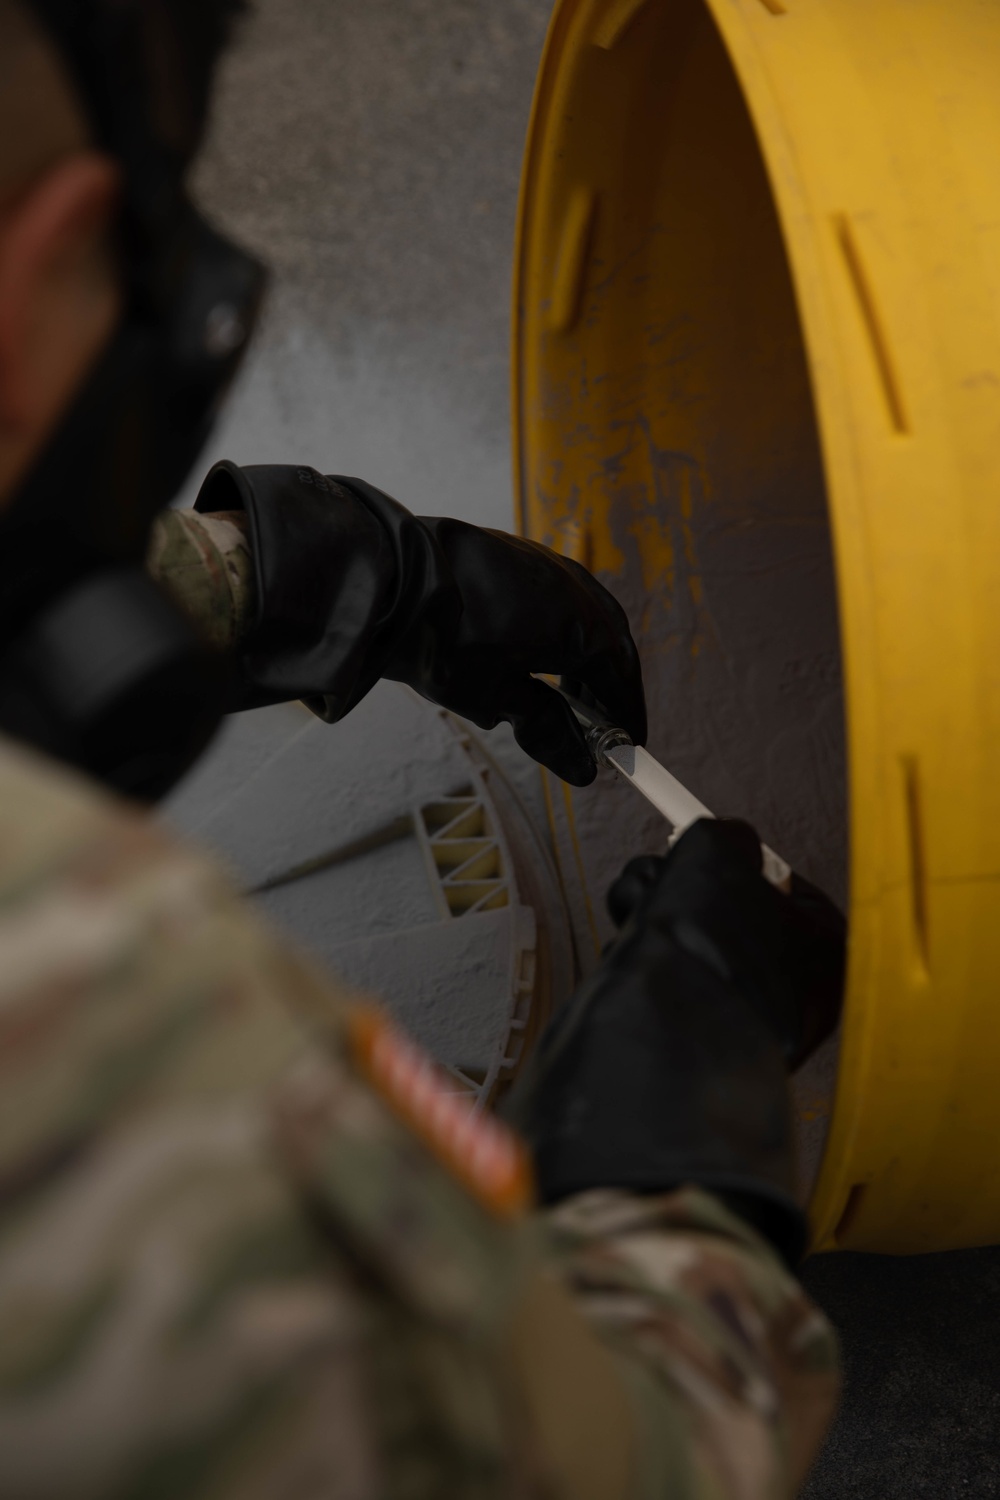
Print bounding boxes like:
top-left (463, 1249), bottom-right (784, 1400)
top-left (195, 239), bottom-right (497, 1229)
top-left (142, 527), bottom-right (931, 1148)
top-left (180, 0), bottom-right (552, 528)
top-left (179, 1), bottom-right (1000, 1492)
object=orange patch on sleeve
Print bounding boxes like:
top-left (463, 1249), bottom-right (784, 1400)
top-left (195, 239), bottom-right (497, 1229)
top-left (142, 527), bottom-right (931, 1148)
top-left (349, 1007), bottom-right (533, 1220)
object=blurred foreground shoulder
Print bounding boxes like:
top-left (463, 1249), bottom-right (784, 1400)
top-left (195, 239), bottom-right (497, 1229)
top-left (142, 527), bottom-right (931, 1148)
top-left (0, 736), bottom-right (533, 1500)
top-left (0, 727), bottom-right (330, 1109)
top-left (0, 732), bottom-right (383, 1497)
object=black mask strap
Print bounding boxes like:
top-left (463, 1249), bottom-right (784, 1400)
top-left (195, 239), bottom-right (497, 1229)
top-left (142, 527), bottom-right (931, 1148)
top-left (0, 2), bottom-right (262, 799)
top-left (0, 568), bottom-right (231, 800)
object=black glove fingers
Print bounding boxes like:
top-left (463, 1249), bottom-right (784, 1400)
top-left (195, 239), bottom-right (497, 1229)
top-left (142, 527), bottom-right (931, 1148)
top-left (783, 872), bottom-right (847, 1065)
top-left (394, 516), bottom-right (648, 773)
top-left (708, 817), bottom-right (766, 873)
top-left (651, 819), bottom-right (765, 915)
top-left (554, 625), bottom-right (646, 744)
top-left (678, 825), bottom-right (846, 1063)
top-left (501, 676), bottom-right (596, 786)
top-left (559, 551), bottom-right (634, 633)
top-left (607, 854), bottom-right (668, 928)
top-left (568, 644), bottom-right (648, 748)
top-left (549, 557), bottom-right (648, 745)
top-left (648, 820), bottom-right (847, 1070)
top-left (634, 820), bottom-right (801, 1059)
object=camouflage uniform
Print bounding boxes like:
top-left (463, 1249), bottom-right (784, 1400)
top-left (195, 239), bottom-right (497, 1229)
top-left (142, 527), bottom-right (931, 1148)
top-left (0, 511), bottom-right (839, 1498)
top-left (147, 507), bottom-right (257, 654)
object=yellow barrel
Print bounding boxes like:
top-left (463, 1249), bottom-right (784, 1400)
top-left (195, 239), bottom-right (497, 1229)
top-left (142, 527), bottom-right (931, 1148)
top-left (513, 0), bottom-right (1000, 1253)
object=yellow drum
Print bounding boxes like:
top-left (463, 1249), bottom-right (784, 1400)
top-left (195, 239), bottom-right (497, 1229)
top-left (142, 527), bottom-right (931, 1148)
top-left (512, 0), bottom-right (1000, 1253)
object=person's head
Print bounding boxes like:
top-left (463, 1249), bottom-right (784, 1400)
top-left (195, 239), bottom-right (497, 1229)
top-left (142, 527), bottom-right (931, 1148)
top-left (0, 0), bottom-right (120, 503)
top-left (0, 0), bottom-right (264, 798)
top-left (0, 0), bottom-right (259, 511)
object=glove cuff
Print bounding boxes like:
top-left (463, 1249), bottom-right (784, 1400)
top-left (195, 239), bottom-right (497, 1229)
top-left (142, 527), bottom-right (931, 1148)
top-left (508, 937), bottom-right (808, 1266)
top-left (194, 462), bottom-right (460, 717)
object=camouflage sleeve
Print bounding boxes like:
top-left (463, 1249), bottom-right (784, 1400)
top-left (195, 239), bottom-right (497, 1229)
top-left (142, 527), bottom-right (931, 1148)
top-left (146, 507), bottom-right (257, 651)
top-left (537, 1186), bottom-right (840, 1498)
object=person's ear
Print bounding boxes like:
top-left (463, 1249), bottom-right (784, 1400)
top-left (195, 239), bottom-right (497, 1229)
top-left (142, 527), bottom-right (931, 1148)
top-left (0, 151), bottom-right (120, 433)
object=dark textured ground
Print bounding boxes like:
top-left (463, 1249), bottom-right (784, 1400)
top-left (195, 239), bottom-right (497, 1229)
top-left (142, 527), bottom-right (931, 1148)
top-left (801, 1250), bottom-right (1000, 1497)
top-left (191, 3), bottom-right (1000, 1493)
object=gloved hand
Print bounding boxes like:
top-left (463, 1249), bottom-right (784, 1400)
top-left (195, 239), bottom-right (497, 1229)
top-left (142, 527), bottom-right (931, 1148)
top-left (605, 824), bottom-right (846, 1070)
top-left (194, 462), bottom-right (646, 785)
top-left (505, 819), bottom-right (847, 1266)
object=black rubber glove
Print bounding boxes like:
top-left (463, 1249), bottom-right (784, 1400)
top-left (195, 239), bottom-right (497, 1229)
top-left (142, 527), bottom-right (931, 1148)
top-left (605, 825), bottom-right (846, 1070)
top-left (194, 462), bottom-right (646, 785)
top-left (506, 819), bottom-right (847, 1266)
